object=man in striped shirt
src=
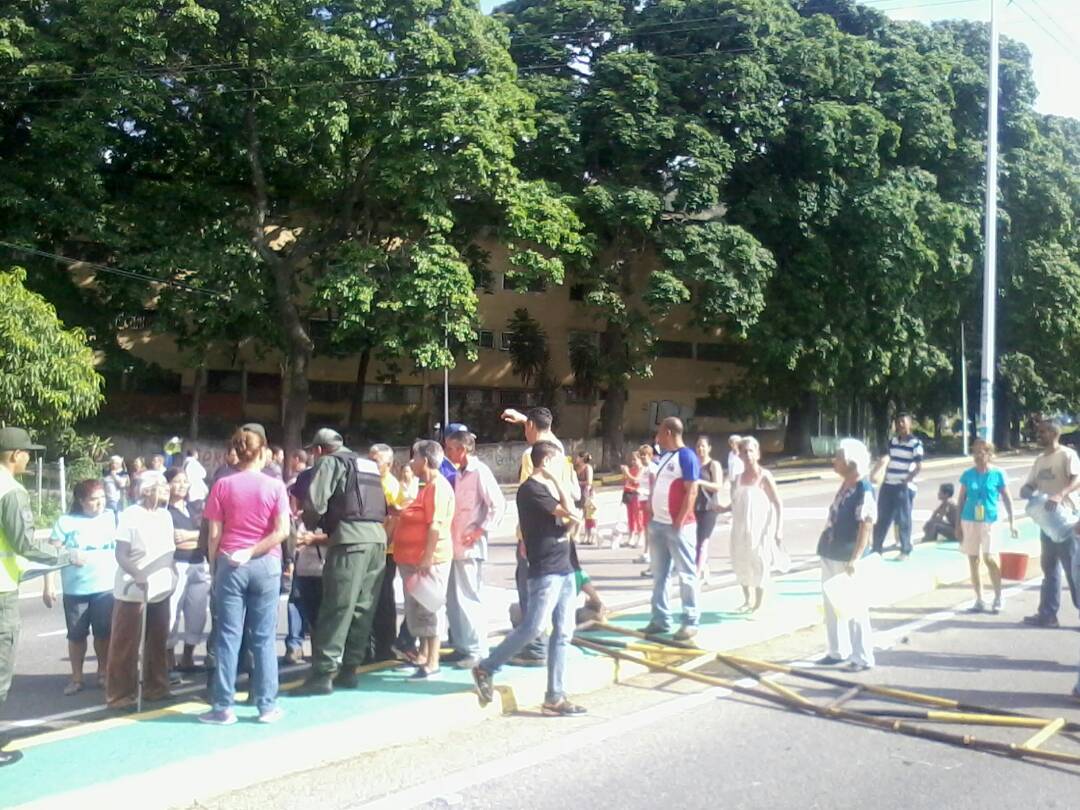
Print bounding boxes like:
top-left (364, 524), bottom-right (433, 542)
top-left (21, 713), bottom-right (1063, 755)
top-left (871, 413), bottom-right (923, 560)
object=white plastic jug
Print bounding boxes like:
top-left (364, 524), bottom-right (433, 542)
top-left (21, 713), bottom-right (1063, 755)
top-left (1025, 493), bottom-right (1079, 543)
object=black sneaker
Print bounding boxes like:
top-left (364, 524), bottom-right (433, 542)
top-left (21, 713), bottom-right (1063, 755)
top-left (640, 622), bottom-right (669, 636)
top-left (542, 699), bottom-right (587, 717)
top-left (333, 669), bottom-right (361, 689)
top-left (0, 748), bottom-right (23, 768)
top-left (1022, 614), bottom-right (1060, 628)
top-left (472, 666), bottom-right (494, 707)
top-left (292, 675), bottom-right (334, 696)
top-left (814, 655), bottom-right (844, 666)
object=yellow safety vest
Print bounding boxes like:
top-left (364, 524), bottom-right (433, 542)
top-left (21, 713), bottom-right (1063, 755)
top-left (0, 468), bottom-right (23, 593)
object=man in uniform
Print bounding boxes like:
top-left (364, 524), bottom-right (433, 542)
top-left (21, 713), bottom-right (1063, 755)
top-left (1, 428), bottom-right (81, 767)
top-left (295, 429), bottom-right (387, 695)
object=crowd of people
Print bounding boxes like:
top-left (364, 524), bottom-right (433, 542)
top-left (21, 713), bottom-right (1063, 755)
top-left (2, 407), bottom-right (1080, 768)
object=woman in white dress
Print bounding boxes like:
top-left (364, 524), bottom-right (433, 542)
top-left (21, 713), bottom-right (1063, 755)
top-left (730, 436), bottom-right (784, 613)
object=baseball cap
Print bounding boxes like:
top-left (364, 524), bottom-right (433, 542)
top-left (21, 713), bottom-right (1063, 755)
top-left (446, 423), bottom-right (469, 434)
top-left (305, 427), bottom-right (344, 449)
top-left (0, 427), bottom-right (44, 452)
top-left (240, 422), bottom-right (267, 441)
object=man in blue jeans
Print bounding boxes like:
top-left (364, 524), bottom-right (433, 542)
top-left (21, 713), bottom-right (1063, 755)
top-left (641, 417), bottom-right (701, 641)
top-left (472, 441), bottom-right (586, 716)
top-left (871, 414), bottom-right (923, 560)
top-left (1020, 419), bottom-right (1080, 628)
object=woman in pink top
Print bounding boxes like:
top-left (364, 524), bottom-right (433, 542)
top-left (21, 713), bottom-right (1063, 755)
top-left (199, 428), bottom-right (290, 726)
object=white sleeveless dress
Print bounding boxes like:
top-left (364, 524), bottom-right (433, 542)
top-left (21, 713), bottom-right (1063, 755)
top-left (730, 474), bottom-right (775, 588)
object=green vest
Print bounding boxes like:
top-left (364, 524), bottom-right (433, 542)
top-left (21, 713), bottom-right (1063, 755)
top-left (0, 469), bottom-right (22, 593)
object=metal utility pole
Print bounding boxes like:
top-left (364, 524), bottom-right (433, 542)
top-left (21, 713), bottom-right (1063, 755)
top-left (978, 0), bottom-right (1000, 442)
top-left (961, 322), bottom-right (970, 457)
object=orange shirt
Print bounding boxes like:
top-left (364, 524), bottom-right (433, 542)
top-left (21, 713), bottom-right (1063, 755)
top-left (392, 475), bottom-right (453, 566)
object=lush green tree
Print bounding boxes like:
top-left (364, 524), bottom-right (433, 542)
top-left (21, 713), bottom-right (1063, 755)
top-left (498, 0), bottom-right (777, 466)
top-left (3, 1), bottom-right (585, 453)
top-left (0, 267), bottom-right (103, 434)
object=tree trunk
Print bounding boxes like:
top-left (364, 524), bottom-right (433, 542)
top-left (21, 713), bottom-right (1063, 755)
top-left (782, 392), bottom-right (817, 456)
top-left (869, 397), bottom-right (891, 455)
top-left (598, 319), bottom-right (629, 470)
top-left (189, 364), bottom-right (205, 440)
top-left (270, 260), bottom-right (314, 458)
top-left (348, 347), bottom-right (372, 428)
top-left (601, 378), bottom-right (627, 471)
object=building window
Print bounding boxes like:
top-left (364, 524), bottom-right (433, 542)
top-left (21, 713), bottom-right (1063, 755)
top-left (247, 372), bottom-right (281, 405)
top-left (502, 273), bottom-right (546, 293)
top-left (656, 340), bottom-right (694, 359)
top-left (500, 332), bottom-right (516, 352)
top-left (695, 397), bottom-right (726, 417)
top-left (308, 381), bottom-right (422, 404)
top-left (695, 342), bottom-right (739, 362)
top-left (206, 370), bottom-right (243, 394)
top-left (309, 380), bottom-right (349, 402)
top-left (478, 330), bottom-right (495, 349)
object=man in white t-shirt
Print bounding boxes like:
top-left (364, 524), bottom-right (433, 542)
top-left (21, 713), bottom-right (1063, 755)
top-left (641, 417), bottom-right (701, 641)
top-left (1020, 419), bottom-right (1080, 627)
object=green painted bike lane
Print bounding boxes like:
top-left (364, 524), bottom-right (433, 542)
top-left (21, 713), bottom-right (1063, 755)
top-left (5, 521), bottom-right (1042, 809)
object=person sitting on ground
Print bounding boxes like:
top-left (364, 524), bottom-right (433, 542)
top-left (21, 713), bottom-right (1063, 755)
top-left (106, 479), bottom-right (178, 709)
top-left (43, 480), bottom-right (119, 695)
top-left (473, 441), bottom-right (587, 716)
top-left (922, 483), bottom-right (959, 543)
top-left (956, 440), bottom-right (1016, 614)
top-left (393, 440), bottom-right (455, 679)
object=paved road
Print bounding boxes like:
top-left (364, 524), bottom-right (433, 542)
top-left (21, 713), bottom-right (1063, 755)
top-left (188, 567), bottom-right (1080, 810)
top-left (3, 453), bottom-right (1038, 728)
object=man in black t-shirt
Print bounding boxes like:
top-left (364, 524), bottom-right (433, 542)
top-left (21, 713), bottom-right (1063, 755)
top-left (472, 441), bottom-right (587, 716)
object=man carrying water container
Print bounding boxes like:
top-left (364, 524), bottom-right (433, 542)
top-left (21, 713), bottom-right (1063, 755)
top-left (1019, 419), bottom-right (1080, 628)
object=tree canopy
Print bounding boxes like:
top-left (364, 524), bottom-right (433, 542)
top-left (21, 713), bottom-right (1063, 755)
top-left (3, 0), bottom-right (1080, 455)
top-left (0, 268), bottom-right (103, 435)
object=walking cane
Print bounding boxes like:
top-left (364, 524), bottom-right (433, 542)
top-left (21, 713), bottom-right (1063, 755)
top-left (136, 582), bottom-right (148, 713)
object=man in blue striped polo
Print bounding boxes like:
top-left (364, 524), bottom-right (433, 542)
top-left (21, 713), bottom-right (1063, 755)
top-left (872, 413), bottom-right (923, 560)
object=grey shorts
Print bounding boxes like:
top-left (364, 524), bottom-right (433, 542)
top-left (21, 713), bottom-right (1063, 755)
top-left (398, 562), bottom-right (450, 638)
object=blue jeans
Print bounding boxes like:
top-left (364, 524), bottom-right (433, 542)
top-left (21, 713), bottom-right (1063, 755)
top-left (873, 483), bottom-right (914, 554)
top-left (514, 554), bottom-right (547, 659)
top-left (1039, 532), bottom-right (1078, 620)
top-left (480, 573), bottom-right (576, 703)
top-left (649, 520), bottom-right (700, 630)
top-left (211, 554), bottom-right (281, 713)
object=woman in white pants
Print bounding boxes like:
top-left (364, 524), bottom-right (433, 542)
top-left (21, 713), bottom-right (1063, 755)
top-left (816, 439), bottom-right (877, 672)
top-left (164, 468), bottom-right (211, 671)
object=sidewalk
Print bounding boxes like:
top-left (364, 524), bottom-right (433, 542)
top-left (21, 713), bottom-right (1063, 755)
top-left (4, 517), bottom-right (1044, 810)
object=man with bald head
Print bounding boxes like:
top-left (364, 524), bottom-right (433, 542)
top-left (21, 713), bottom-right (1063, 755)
top-left (641, 417), bottom-right (701, 641)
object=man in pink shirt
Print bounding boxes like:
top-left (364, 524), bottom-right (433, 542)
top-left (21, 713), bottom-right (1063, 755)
top-left (443, 430), bottom-right (505, 668)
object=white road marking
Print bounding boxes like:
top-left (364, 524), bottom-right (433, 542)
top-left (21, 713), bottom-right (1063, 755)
top-left (36, 629), bottom-right (67, 638)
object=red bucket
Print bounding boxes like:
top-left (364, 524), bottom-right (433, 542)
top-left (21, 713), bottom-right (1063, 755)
top-left (999, 552), bottom-right (1029, 581)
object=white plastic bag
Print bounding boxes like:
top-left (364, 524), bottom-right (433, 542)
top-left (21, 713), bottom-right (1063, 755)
top-left (405, 569), bottom-right (447, 613)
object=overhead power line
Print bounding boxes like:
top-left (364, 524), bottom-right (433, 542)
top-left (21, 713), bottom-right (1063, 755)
top-left (0, 241), bottom-right (230, 299)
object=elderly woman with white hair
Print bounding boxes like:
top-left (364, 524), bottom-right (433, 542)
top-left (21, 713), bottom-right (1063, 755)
top-left (729, 436), bottom-right (784, 613)
top-left (393, 440), bottom-right (455, 679)
top-left (816, 438), bottom-right (877, 672)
